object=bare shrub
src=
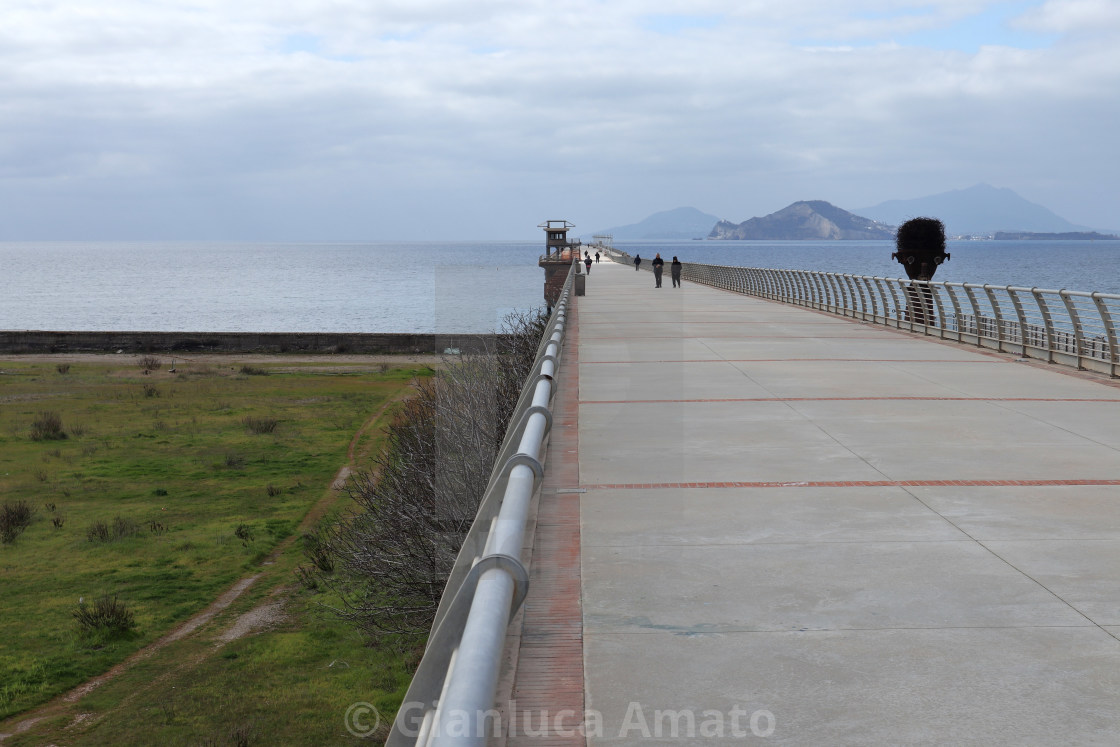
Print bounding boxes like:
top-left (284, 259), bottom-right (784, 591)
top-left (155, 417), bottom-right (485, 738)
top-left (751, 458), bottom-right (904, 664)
top-left (224, 453), bottom-right (245, 469)
top-left (87, 520), bottom-right (111, 542)
top-left (314, 308), bottom-right (548, 638)
top-left (142, 383), bottom-right (160, 398)
top-left (301, 531), bottom-right (334, 573)
top-left (138, 355), bottom-right (162, 372)
top-left (239, 365), bottom-right (268, 376)
top-left (30, 411), bottom-right (66, 441)
top-left (1, 500), bottom-right (36, 543)
top-left (56, 363), bottom-right (71, 374)
top-left (228, 721), bottom-right (258, 747)
top-left (242, 416), bottom-right (278, 435)
top-left (266, 484), bottom-right (282, 497)
top-left (52, 516), bottom-right (65, 530)
top-left (74, 595), bottom-right (136, 635)
top-left (86, 516), bottom-right (139, 543)
top-left (113, 516), bottom-right (139, 538)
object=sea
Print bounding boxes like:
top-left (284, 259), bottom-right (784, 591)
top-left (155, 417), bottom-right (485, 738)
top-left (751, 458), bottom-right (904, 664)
top-left (3, 239), bottom-right (1120, 333)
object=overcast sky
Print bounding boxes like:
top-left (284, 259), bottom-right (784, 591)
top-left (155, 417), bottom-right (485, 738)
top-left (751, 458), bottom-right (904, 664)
top-left (2, 0), bottom-right (1117, 240)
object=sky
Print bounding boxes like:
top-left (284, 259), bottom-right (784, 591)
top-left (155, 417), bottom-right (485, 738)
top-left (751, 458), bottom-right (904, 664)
top-left (1, 0), bottom-right (1118, 240)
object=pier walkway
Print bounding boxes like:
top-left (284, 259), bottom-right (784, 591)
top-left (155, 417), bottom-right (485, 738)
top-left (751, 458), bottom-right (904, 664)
top-left (509, 256), bottom-right (1120, 744)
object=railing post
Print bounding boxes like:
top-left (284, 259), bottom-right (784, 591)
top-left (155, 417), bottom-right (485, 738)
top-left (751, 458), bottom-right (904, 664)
top-left (885, 279), bottom-right (905, 329)
top-left (1005, 287), bottom-right (1031, 358)
top-left (1031, 289), bottom-right (1058, 363)
top-left (942, 284), bottom-right (966, 343)
top-left (1059, 290), bottom-right (1088, 369)
top-left (982, 285), bottom-right (1008, 352)
top-left (962, 285), bottom-right (986, 348)
top-left (792, 270), bottom-right (810, 306)
top-left (1091, 293), bottom-right (1120, 377)
top-left (832, 274), bottom-right (850, 317)
top-left (819, 272), bottom-right (833, 309)
top-left (847, 275), bottom-right (868, 320)
top-left (861, 277), bottom-right (879, 320)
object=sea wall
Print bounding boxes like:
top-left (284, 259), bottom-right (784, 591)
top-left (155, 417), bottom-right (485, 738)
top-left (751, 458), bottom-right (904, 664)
top-left (0, 330), bottom-right (500, 355)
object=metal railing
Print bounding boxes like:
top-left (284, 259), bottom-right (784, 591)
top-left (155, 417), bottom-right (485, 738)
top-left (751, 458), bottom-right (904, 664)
top-left (388, 262), bottom-right (575, 746)
top-left (603, 247), bottom-right (1120, 378)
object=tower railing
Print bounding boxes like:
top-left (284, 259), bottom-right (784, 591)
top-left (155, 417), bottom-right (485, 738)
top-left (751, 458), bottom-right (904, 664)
top-left (603, 247), bottom-right (1120, 378)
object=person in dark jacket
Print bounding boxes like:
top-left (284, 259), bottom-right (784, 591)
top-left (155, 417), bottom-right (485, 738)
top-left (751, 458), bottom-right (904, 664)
top-left (652, 253), bottom-right (664, 288)
top-left (594, 251), bottom-right (600, 263)
top-left (584, 254), bottom-right (592, 274)
top-left (634, 254), bottom-right (641, 271)
top-left (671, 256), bottom-right (682, 287)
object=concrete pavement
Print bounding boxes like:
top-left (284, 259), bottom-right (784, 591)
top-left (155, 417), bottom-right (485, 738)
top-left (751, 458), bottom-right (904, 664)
top-left (563, 257), bottom-right (1120, 744)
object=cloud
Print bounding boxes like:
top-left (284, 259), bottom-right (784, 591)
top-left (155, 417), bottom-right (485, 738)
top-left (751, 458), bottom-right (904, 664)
top-left (1, 0), bottom-right (1118, 238)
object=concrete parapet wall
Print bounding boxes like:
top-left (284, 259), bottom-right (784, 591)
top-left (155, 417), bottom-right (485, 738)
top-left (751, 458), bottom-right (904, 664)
top-left (0, 330), bottom-right (500, 355)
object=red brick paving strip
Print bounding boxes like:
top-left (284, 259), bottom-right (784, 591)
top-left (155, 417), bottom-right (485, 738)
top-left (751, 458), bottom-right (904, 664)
top-left (507, 297), bottom-right (586, 746)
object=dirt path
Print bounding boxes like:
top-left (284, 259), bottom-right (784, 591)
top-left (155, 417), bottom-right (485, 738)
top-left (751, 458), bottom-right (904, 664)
top-left (0, 383), bottom-right (414, 742)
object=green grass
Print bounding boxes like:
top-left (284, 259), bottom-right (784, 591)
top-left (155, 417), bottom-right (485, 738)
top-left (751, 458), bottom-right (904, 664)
top-left (4, 584), bottom-right (420, 745)
top-left (0, 357), bottom-right (427, 731)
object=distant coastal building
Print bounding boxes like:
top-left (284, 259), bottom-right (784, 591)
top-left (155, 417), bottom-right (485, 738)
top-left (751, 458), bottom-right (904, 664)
top-left (539, 219), bottom-right (580, 257)
top-left (538, 219), bottom-right (581, 308)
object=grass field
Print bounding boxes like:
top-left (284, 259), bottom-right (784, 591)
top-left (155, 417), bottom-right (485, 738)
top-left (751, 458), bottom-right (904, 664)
top-left (0, 355), bottom-right (430, 743)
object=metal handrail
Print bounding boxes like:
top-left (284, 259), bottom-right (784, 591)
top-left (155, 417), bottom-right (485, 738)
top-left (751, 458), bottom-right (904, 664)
top-left (603, 247), bottom-right (1120, 378)
top-left (388, 261), bottom-right (576, 746)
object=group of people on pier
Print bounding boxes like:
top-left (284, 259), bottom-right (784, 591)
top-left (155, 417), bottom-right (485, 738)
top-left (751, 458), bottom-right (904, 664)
top-left (632, 252), bottom-right (682, 288)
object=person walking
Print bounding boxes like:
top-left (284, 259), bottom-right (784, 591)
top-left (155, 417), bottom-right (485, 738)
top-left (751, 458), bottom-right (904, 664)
top-left (652, 253), bottom-right (664, 288)
top-left (594, 251), bottom-right (600, 263)
top-left (584, 254), bottom-right (592, 274)
top-left (671, 256), bottom-right (682, 288)
top-left (634, 254), bottom-right (641, 271)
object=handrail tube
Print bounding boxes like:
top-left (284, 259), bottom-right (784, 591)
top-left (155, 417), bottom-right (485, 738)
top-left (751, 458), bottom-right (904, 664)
top-left (388, 267), bottom-right (574, 746)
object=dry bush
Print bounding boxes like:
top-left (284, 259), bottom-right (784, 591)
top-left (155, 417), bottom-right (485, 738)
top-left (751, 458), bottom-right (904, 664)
top-left (138, 355), bottom-right (162, 372)
top-left (310, 309), bottom-right (548, 638)
top-left (74, 595), bottom-right (136, 635)
top-left (86, 516), bottom-right (140, 543)
top-left (29, 411), bottom-right (66, 441)
top-left (1, 500), bottom-right (36, 543)
top-left (242, 416), bottom-right (278, 434)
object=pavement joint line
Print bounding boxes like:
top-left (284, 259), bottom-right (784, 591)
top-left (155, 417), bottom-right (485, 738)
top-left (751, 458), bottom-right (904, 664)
top-left (586, 623), bottom-right (1104, 635)
top-left (583, 335), bottom-right (898, 340)
top-left (580, 479), bottom-right (1120, 489)
top-left (579, 320), bottom-right (855, 324)
top-left (580, 396), bottom-right (1120, 404)
top-left (581, 358), bottom-right (1003, 364)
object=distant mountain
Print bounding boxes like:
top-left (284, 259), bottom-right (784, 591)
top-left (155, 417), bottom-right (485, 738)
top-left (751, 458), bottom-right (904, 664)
top-left (709, 201), bottom-right (894, 240)
top-left (993, 231), bottom-right (1119, 241)
top-left (853, 184), bottom-right (1091, 236)
top-left (593, 207), bottom-right (721, 240)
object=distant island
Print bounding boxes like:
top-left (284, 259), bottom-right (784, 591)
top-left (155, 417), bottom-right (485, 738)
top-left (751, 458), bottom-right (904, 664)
top-left (993, 231), bottom-right (1120, 241)
top-left (591, 185), bottom-right (1116, 241)
top-left (709, 201), bottom-right (894, 240)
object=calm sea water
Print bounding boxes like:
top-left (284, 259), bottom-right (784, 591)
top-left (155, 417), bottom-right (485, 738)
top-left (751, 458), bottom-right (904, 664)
top-left (2, 239), bottom-right (1119, 332)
